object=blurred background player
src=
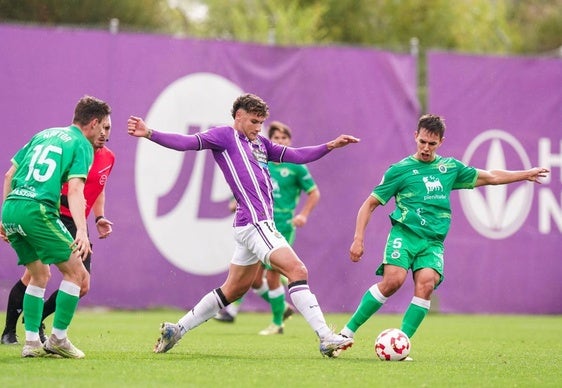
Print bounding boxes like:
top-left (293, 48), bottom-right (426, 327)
top-left (1, 120), bottom-right (114, 345)
top-left (215, 121), bottom-right (320, 336)
top-left (1, 95), bottom-right (111, 358)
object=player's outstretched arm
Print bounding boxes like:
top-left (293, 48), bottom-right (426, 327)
top-left (327, 135), bottom-right (360, 150)
top-left (127, 116), bottom-right (202, 151)
top-left (282, 135), bottom-right (358, 164)
top-left (475, 167), bottom-right (550, 187)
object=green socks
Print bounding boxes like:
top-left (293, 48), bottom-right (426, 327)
top-left (23, 285), bottom-right (45, 333)
top-left (52, 281), bottom-right (80, 331)
top-left (401, 297), bottom-right (430, 338)
top-left (254, 282), bottom-right (270, 303)
top-left (344, 286), bottom-right (431, 339)
top-left (345, 284), bottom-right (387, 333)
top-left (268, 287), bottom-right (285, 326)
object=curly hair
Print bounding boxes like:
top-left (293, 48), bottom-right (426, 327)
top-left (231, 93), bottom-right (269, 119)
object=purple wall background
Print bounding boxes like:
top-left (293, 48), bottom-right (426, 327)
top-left (0, 25), bottom-right (559, 313)
top-left (428, 51), bottom-right (562, 313)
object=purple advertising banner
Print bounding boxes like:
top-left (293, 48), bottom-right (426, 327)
top-left (0, 25), bottom-right (420, 312)
top-left (1, 26), bottom-right (559, 315)
top-left (428, 51), bottom-right (562, 313)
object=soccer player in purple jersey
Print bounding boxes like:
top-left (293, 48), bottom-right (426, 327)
top-left (128, 93), bottom-right (359, 357)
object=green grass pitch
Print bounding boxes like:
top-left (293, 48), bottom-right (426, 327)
top-left (1, 310), bottom-right (560, 387)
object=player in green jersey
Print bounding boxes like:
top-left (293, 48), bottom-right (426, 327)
top-left (334, 114), bottom-right (549, 359)
top-left (0, 95), bottom-right (111, 358)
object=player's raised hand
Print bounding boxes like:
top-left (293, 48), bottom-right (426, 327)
top-left (127, 116), bottom-right (150, 138)
top-left (527, 167), bottom-right (549, 184)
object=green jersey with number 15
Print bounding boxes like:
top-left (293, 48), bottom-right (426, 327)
top-left (7, 125), bottom-right (93, 211)
top-left (372, 155), bottom-right (477, 241)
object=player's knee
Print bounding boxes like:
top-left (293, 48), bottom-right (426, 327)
top-left (297, 264), bottom-right (308, 279)
top-left (31, 264), bottom-right (51, 283)
top-left (286, 264), bottom-right (308, 283)
top-left (414, 280), bottom-right (436, 298)
top-left (379, 278), bottom-right (404, 296)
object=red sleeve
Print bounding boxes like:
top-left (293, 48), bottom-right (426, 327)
top-left (59, 146), bottom-right (115, 218)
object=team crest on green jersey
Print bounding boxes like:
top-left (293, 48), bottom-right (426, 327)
top-left (422, 176), bottom-right (443, 193)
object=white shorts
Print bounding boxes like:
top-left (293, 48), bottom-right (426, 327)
top-left (231, 220), bottom-right (291, 267)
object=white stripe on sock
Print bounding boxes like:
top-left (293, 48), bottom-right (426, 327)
top-left (369, 284), bottom-right (388, 304)
top-left (411, 296), bottom-right (431, 309)
top-left (26, 285), bottom-right (46, 298)
top-left (59, 280), bottom-right (80, 297)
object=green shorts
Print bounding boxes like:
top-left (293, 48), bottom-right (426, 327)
top-left (274, 216), bottom-right (296, 245)
top-left (2, 199), bottom-right (74, 266)
top-left (260, 217), bottom-right (296, 271)
top-left (376, 223), bottom-right (445, 288)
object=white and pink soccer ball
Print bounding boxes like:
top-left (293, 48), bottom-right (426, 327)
top-left (374, 328), bottom-right (411, 361)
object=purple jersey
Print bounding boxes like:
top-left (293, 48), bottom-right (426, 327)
top-left (150, 126), bottom-right (330, 227)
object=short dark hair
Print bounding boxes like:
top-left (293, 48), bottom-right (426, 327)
top-left (73, 95), bottom-right (111, 126)
top-left (417, 114), bottom-right (445, 138)
top-left (231, 93), bottom-right (269, 119)
top-left (268, 121), bottom-right (291, 139)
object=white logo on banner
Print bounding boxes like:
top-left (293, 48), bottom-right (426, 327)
top-left (135, 73), bottom-right (243, 275)
top-left (460, 130), bottom-right (533, 239)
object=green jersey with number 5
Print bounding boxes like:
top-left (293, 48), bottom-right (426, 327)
top-left (372, 155), bottom-right (477, 241)
top-left (7, 125), bottom-right (93, 210)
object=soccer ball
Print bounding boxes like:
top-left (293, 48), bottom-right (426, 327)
top-left (374, 328), bottom-right (411, 361)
